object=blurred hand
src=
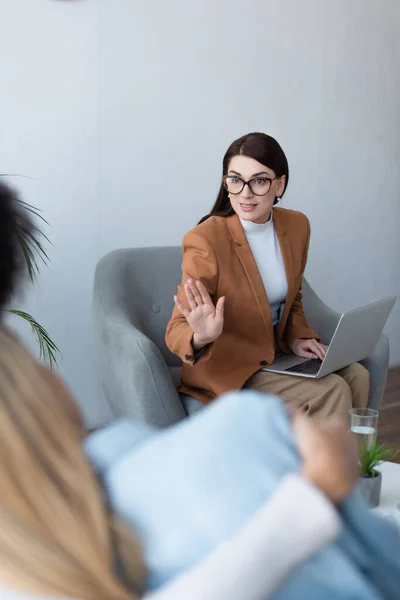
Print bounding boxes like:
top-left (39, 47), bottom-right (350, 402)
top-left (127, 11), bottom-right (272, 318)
top-left (292, 410), bottom-right (359, 504)
top-left (174, 279), bottom-right (225, 350)
top-left (290, 338), bottom-right (328, 361)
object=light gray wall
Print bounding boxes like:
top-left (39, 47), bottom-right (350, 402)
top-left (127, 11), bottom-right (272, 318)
top-left (1, 0), bottom-right (399, 426)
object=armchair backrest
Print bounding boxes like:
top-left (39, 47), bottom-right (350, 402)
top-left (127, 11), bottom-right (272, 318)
top-left (94, 247), bottom-right (183, 367)
top-left (94, 246), bottom-right (332, 361)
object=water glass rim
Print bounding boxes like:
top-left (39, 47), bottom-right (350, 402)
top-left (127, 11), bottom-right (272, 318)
top-left (349, 408), bottom-right (379, 417)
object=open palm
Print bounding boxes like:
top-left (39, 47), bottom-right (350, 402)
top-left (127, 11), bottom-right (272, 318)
top-left (174, 279), bottom-right (225, 347)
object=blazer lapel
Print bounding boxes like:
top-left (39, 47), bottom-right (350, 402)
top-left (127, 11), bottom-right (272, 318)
top-left (226, 214), bottom-right (274, 345)
top-left (273, 209), bottom-right (295, 342)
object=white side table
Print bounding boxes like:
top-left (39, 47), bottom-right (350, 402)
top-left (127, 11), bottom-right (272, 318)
top-left (374, 461), bottom-right (400, 525)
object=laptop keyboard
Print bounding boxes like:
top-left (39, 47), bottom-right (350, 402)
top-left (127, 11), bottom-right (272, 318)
top-left (285, 358), bottom-right (323, 375)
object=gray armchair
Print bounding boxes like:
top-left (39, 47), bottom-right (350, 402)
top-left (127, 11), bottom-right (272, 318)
top-left (92, 247), bottom-right (389, 427)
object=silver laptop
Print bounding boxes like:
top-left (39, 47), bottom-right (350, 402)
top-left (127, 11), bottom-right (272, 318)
top-left (263, 296), bottom-right (396, 379)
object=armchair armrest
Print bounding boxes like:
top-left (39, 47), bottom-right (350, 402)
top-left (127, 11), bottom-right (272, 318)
top-left (360, 333), bottom-right (389, 410)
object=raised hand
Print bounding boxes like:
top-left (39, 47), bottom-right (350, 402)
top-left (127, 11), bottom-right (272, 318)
top-left (174, 279), bottom-right (225, 350)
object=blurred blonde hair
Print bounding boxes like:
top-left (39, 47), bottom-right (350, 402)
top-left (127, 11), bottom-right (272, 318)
top-left (0, 327), bottom-right (146, 599)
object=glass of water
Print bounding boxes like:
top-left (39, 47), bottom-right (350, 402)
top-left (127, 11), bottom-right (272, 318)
top-left (349, 408), bottom-right (379, 452)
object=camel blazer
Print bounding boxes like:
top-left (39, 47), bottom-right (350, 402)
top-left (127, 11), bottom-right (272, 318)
top-left (166, 208), bottom-right (320, 404)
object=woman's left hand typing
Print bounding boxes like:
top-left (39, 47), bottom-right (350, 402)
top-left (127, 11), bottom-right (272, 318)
top-left (289, 338), bottom-right (328, 361)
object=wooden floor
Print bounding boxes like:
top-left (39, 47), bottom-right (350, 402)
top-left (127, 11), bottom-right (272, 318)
top-left (377, 367), bottom-right (400, 463)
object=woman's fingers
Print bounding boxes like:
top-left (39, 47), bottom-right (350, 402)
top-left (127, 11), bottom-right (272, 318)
top-left (196, 280), bottom-right (214, 306)
top-left (313, 341), bottom-right (328, 359)
top-left (174, 295), bottom-right (189, 318)
top-left (184, 281), bottom-right (197, 310)
top-left (177, 280), bottom-right (223, 325)
top-left (320, 344), bottom-right (328, 359)
top-left (300, 349), bottom-right (319, 359)
top-left (187, 279), bottom-right (204, 307)
top-left (215, 296), bottom-right (225, 320)
top-left (300, 340), bottom-right (323, 361)
top-left (309, 341), bottom-right (326, 361)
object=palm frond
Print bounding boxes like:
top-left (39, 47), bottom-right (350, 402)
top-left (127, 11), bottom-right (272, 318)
top-left (0, 173), bottom-right (33, 180)
top-left (18, 198), bottom-right (50, 225)
top-left (14, 200), bottom-right (52, 284)
top-left (8, 310), bottom-right (61, 369)
top-left (0, 177), bottom-right (51, 280)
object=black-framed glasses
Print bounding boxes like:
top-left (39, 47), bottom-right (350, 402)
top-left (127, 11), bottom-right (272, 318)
top-left (223, 175), bottom-right (277, 196)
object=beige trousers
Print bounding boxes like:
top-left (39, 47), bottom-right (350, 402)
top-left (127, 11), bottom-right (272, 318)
top-left (244, 363), bottom-right (370, 420)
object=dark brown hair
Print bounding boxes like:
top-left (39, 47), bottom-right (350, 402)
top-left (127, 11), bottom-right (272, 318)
top-left (0, 181), bottom-right (34, 311)
top-left (199, 132), bottom-right (289, 224)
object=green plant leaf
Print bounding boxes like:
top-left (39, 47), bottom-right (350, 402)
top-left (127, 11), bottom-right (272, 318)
top-left (359, 437), bottom-right (399, 477)
top-left (0, 176), bottom-right (52, 280)
top-left (14, 200), bottom-right (52, 284)
top-left (8, 310), bottom-right (61, 369)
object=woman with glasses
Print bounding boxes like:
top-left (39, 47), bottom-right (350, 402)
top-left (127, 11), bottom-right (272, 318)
top-left (166, 132), bottom-right (369, 417)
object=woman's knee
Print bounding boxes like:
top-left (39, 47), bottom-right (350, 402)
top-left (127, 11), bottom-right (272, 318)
top-left (306, 374), bottom-right (352, 420)
top-left (345, 362), bottom-right (370, 407)
top-left (347, 362), bottom-right (370, 385)
top-left (328, 374), bottom-right (353, 414)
